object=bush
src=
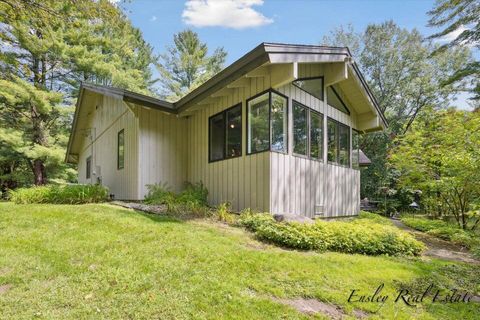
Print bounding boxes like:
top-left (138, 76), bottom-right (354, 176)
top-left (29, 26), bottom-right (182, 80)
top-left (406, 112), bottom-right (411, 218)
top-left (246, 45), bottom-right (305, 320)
top-left (402, 216), bottom-right (478, 249)
top-left (144, 181), bottom-right (211, 217)
top-left (9, 184), bottom-right (108, 204)
top-left (238, 212), bottom-right (424, 256)
top-left (357, 211), bottom-right (393, 225)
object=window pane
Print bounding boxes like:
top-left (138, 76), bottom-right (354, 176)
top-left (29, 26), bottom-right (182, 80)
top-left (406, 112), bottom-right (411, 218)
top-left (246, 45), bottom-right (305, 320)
top-left (271, 93), bottom-right (287, 153)
top-left (339, 124), bottom-right (350, 166)
top-left (310, 112), bottom-right (323, 160)
top-left (226, 105), bottom-right (242, 158)
top-left (248, 93), bottom-right (270, 153)
top-left (293, 102), bottom-right (308, 155)
top-left (86, 156), bottom-right (91, 179)
top-left (327, 119), bottom-right (337, 162)
top-left (209, 113), bottom-right (225, 161)
top-left (118, 130), bottom-right (124, 169)
top-left (293, 78), bottom-right (324, 101)
top-left (352, 130), bottom-right (360, 169)
top-left (327, 86), bottom-right (349, 114)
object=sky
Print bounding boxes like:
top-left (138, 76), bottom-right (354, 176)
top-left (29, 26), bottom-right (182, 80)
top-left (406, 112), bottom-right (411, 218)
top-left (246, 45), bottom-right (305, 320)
top-left (121, 0), bottom-right (474, 110)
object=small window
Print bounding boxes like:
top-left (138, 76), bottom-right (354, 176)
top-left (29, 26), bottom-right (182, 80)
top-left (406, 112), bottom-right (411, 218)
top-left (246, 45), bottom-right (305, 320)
top-left (117, 129), bottom-right (124, 170)
top-left (327, 118), bottom-right (350, 166)
top-left (293, 101), bottom-right (308, 156)
top-left (247, 90), bottom-right (288, 154)
top-left (209, 104), bottom-right (242, 162)
top-left (310, 111), bottom-right (323, 160)
top-left (86, 156), bottom-right (92, 179)
top-left (327, 86), bottom-right (350, 114)
top-left (352, 129), bottom-right (360, 169)
top-left (292, 77), bottom-right (324, 101)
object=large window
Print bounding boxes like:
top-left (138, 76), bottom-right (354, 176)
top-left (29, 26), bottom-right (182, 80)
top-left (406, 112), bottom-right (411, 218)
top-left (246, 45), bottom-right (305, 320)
top-left (117, 129), bottom-right (124, 170)
top-left (352, 129), bottom-right (360, 169)
top-left (327, 118), bottom-right (350, 166)
top-left (327, 86), bottom-right (350, 114)
top-left (293, 102), bottom-right (308, 155)
top-left (86, 156), bottom-right (92, 179)
top-left (247, 90), bottom-right (287, 154)
top-left (209, 104), bottom-right (242, 162)
top-left (292, 77), bottom-right (324, 101)
top-left (293, 101), bottom-right (324, 160)
top-left (310, 111), bottom-right (323, 160)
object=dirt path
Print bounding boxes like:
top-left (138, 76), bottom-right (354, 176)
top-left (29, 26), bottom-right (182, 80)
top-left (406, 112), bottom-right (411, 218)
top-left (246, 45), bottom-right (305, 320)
top-left (391, 219), bottom-right (480, 265)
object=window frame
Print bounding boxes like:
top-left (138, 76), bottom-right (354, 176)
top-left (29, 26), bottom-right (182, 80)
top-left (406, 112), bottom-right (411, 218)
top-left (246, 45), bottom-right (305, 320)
top-left (292, 76), bottom-right (325, 101)
top-left (327, 117), bottom-right (351, 168)
top-left (352, 128), bottom-right (360, 170)
top-left (86, 156), bottom-right (92, 179)
top-left (327, 85), bottom-right (351, 115)
top-left (246, 89), bottom-right (289, 156)
top-left (117, 129), bottom-right (124, 170)
top-left (292, 100), bottom-right (324, 162)
top-left (208, 103), bottom-right (243, 163)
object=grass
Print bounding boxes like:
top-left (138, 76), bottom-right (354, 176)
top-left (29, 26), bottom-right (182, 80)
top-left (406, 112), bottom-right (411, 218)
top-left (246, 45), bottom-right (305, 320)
top-left (0, 203), bottom-right (479, 319)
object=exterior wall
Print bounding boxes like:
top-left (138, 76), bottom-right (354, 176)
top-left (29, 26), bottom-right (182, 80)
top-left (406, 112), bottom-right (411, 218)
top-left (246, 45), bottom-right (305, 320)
top-left (186, 77), bottom-right (272, 212)
top-left (137, 108), bottom-right (188, 197)
top-left (270, 63), bottom-right (361, 217)
top-left (78, 94), bottom-right (139, 200)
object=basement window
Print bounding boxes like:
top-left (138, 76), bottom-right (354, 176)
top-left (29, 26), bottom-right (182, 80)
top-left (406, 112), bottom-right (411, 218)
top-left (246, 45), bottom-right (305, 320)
top-left (117, 129), bottom-right (124, 170)
top-left (327, 118), bottom-right (350, 166)
top-left (327, 85), bottom-right (350, 114)
top-left (292, 77), bottom-right (324, 101)
top-left (86, 156), bottom-right (92, 179)
top-left (247, 90), bottom-right (288, 154)
top-left (209, 104), bottom-right (242, 162)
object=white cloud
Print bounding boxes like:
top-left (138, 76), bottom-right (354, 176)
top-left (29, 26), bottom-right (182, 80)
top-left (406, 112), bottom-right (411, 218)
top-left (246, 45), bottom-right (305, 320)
top-left (150, 16), bottom-right (157, 22)
top-left (182, 0), bottom-right (273, 29)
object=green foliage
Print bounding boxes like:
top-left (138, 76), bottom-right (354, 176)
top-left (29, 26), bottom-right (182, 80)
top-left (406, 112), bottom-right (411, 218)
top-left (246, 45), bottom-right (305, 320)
top-left (215, 202), bottom-right (235, 223)
top-left (0, 0), bottom-right (157, 188)
top-left (427, 0), bottom-right (479, 99)
top-left (9, 184), bottom-right (108, 204)
top-left (157, 29), bottom-right (227, 101)
top-left (357, 211), bottom-right (393, 225)
top-left (401, 216), bottom-right (479, 249)
top-left (144, 181), bottom-right (211, 217)
top-left (238, 212), bottom-right (424, 256)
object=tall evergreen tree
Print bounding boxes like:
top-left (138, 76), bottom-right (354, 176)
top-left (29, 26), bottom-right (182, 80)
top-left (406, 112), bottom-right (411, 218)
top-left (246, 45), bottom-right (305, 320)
top-left (157, 29), bottom-right (227, 101)
top-left (427, 0), bottom-right (480, 99)
top-left (0, 0), bottom-right (157, 187)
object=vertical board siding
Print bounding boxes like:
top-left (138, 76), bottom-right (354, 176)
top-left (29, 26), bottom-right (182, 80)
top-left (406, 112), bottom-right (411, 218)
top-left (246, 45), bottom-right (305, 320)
top-left (270, 63), bottom-right (360, 217)
top-left (186, 76), bottom-right (271, 212)
top-left (78, 94), bottom-right (139, 200)
top-left (137, 108), bottom-right (188, 197)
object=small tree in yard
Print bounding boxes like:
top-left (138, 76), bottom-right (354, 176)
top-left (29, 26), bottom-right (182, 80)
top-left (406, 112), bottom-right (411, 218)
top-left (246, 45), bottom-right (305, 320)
top-left (389, 108), bottom-right (480, 230)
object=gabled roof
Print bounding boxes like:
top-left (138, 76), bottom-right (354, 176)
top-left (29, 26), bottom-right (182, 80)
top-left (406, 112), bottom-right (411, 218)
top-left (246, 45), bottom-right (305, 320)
top-left (66, 42), bottom-right (388, 163)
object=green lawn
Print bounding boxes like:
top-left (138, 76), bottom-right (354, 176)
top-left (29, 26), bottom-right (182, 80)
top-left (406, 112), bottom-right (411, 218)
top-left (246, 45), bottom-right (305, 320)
top-left (0, 203), bottom-right (479, 319)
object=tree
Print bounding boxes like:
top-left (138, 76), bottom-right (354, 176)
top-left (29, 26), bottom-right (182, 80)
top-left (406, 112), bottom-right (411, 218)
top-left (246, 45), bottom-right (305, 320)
top-left (0, 0), bottom-right (157, 186)
top-left (322, 21), bottom-right (472, 200)
top-left (157, 29), bottom-right (227, 101)
top-left (389, 108), bottom-right (480, 230)
top-left (427, 0), bottom-right (480, 99)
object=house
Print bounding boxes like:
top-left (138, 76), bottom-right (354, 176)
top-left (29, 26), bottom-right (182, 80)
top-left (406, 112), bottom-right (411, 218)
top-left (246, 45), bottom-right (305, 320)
top-left (65, 43), bottom-right (387, 218)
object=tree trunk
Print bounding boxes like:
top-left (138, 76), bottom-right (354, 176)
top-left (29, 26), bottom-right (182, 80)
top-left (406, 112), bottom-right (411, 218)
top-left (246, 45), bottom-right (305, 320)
top-left (33, 159), bottom-right (46, 185)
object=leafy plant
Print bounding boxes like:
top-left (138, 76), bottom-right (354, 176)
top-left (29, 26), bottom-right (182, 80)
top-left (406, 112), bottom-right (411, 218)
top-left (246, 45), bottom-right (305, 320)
top-left (9, 184), bottom-right (108, 204)
top-left (238, 212), bottom-right (424, 256)
top-left (215, 202), bottom-right (235, 223)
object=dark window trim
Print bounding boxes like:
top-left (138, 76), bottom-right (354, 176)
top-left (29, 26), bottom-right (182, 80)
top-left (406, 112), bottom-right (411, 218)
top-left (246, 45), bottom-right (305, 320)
top-left (352, 128), bottom-right (361, 170)
top-left (117, 129), bottom-right (124, 170)
top-left (292, 99), bottom-right (324, 161)
top-left (246, 89), bottom-right (289, 156)
top-left (328, 85), bottom-right (351, 115)
top-left (327, 117), bottom-right (350, 168)
top-left (86, 156), bottom-right (92, 179)
top-left (292, 76), bottom-right (325, 101)
top-left (208, 103), bottom-right (242, 163)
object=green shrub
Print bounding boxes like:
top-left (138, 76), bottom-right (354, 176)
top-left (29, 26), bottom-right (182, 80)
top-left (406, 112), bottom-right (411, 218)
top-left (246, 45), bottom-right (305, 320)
top-left (238, 212), bottom-right (424, 256)
top-left (357, 211), bottom-right (393, 225)
top-left (176, 182), bottom-right (208, 207)
top-left (9, 184), bottom-right (108, 204)
top-left (215, 202), bottom-right (235, 223)
top-left (401, 217), bottom-right (447, 232)
top-left (144, 183), bottom-right (176, 207)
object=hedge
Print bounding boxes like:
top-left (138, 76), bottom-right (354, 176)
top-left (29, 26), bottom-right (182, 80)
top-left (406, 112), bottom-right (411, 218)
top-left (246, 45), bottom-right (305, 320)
top-left (9, 184), bottom-right (109, 204)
